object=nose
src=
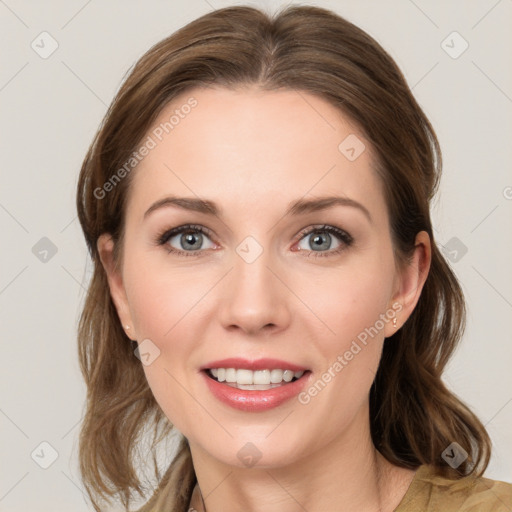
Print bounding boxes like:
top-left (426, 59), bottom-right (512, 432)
top-left (218, 246), bottom-right (291, 336)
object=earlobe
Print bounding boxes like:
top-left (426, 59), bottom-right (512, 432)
top-left (385, 231), bottom-right (432, 336)
top-left (96, 233), bottom-right (136, 338)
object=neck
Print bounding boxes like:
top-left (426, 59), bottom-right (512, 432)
top-left (188, 405), bottom-right (413, 512)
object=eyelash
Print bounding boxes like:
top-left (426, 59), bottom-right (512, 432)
top-left (155, 223), bottom-right (353, 258)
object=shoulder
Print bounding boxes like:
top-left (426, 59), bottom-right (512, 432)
top-left (395, 464), bottom-right (512, 512)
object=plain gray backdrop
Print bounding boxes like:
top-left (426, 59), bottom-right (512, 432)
top-left (1, 0), bottom-right (511, 510)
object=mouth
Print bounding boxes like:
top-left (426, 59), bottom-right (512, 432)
top-left (199, 358), bottom-right (312, 411)
top-left (203, 368), bottom-right (310, 390)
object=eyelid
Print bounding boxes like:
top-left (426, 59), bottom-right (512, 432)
top-left (156, 224), bottom-right (214, 246)
top-left (294, 224), bottom-right (353, 245)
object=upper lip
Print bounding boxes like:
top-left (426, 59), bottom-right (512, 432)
top-left (200, 358), bottom-right (309, 372)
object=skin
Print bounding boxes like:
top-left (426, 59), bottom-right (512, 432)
top-left (98, 86), bottom-right (431, 512)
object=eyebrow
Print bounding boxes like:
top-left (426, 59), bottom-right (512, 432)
top-left (143, 194), bottom-right (372, 223)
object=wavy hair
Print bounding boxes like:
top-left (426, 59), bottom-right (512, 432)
top-left (75, 5), bottom-right (492, 511)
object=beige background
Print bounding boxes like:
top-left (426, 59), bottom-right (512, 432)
top-left (1, 0), bottom-right (511, 510)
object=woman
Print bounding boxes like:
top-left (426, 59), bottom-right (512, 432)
top-left (75, 5), bottom-right (512, 511)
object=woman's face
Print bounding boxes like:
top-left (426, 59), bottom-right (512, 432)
top-left (99, 86), bottom-right (427, 469)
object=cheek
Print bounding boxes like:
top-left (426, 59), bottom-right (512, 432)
top-left (123, 255), bottom-right (203, 431)
top-left (295, 265), bottom-right (394, 418)
top-left (124, 251), bottom-right (206, 342)
top-left (304, 261), bottom-right (394, 340)
top-left (298, 260), bottom-right (395, 402)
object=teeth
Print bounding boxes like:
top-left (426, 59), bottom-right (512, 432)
top-left (225, 368), bottom-right (237, 383)
top-left (208, 368), bottom-right (305, 385)
top-left (270, 369), bottom-right (284, 383)
top-left (236, 369), bottom-right (253, 385)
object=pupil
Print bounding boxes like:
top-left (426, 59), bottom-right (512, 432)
top-left (311, 233), bottom-right (330, 250)
top-left (183, 232), bottom-right (201, 249)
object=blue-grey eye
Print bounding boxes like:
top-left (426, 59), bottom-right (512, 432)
top-left (166, 228), bottom-right (215, 252)
top-left (297, 230), bottom-right (342, 252)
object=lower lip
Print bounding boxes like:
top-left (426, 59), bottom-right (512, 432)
top-left (202, 370), bottom-right (311, 412)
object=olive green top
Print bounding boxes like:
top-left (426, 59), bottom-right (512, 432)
top-left (188, 464), bottom-right (512, 511)
top-left (395, 464), bottom-right (512, 511)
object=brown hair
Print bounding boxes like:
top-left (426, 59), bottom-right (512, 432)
top-left (76, 4), bottom-right (491, 511)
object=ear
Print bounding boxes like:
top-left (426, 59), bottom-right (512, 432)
top-left (97, 233), bottom-right (136, 339)
top-left (384, 230), bottom-right (431, 337)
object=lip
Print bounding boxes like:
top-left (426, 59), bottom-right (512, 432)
top-left (201, 369), bottom-right (312, 412)
top-left (200, 358), bottom-right (309, 372)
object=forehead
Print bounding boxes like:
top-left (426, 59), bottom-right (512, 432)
top-left (127, 86), bottom-right (387, 224)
